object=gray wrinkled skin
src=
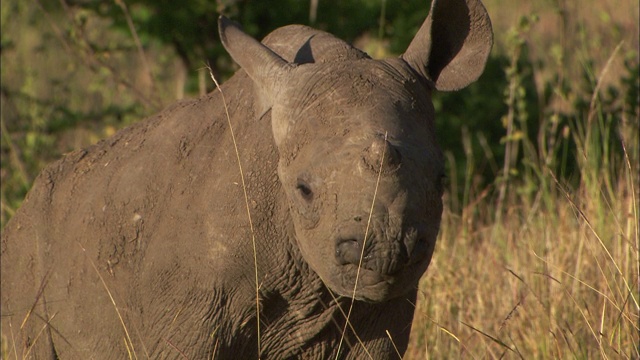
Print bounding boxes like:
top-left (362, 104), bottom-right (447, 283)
top-left (1, 0), bottom-right (492, 358)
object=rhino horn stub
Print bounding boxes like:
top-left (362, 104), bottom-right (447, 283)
top-left (401, 0), bottom-right (493, 91)
top-left (363, 137), bottom-right (401, 173)
top-left (218, 16), bottom-right (293, 97)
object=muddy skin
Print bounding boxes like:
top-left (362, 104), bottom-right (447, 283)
top-left (1, 0), bottom-right (492, 358)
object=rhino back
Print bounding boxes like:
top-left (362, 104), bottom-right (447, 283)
top-left (1, 71), bottom-right (288, 357)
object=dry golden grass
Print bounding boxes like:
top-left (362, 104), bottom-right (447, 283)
top-left (405, 1), bottom-right (639, 358)
top-left (406, 169), bottom-right (638, 358)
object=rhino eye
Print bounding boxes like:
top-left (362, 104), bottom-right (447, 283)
top-left (296, 178), bottom-right (314, 201)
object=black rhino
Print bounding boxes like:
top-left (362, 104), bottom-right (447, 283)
top-left (1, 0), bottom-right (492, 358)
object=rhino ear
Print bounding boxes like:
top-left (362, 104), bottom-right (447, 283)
top-left (219, 16), bottom-right (298, 147)
top-left (218, 16), bottom-right (293, 109)
top-left (401, 0), bottom-right (493, 91)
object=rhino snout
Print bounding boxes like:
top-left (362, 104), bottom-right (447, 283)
top-left (334, 224), bottom-right (430, 276)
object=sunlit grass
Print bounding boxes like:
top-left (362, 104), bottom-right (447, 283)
top-left (407, 154), bottom-right (638, 358)
top-left (405, 1), bottom-right (638, 357)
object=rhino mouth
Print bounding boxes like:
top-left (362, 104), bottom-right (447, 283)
top-left (341, 264), bottom-right (389, 286)
top-left (334, 226), bottom-right (429, 267)
top-left (332, 224), bottom-right (432, 296)
top-left (333, 258), bottom-right (429, 302)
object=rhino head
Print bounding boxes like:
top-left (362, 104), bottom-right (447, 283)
top-left (219, 0), bottom-right (492, 302)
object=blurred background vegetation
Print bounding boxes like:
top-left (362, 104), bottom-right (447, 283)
top-left (1, 0), bottom-right (638, 358)
top-left (1, 0), bottom-right (637, 227)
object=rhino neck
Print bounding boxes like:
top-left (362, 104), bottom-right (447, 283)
top-left (264, 212), bottom-right (331, 304)
top-left (258, 211), bottom-right (390, 358)
top-left (252, 213), bottom-right (334, 357)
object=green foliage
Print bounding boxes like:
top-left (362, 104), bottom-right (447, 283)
top-left (75, 0), bottom-right (434, 80)
top-left (1, 1), bottom-right (168, 227)
top-left (2, 0), bottom-right (638, 229)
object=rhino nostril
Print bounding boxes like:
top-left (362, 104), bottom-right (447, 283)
top-left (403, 226), bottom-right (430, 258)
top-left (335, 239), bottom-right (362, 265)
top-left (296, 178), bottom-right (314, 201)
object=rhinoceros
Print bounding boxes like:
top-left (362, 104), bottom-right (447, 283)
top-left (1, 0), bottom-right (492, 358)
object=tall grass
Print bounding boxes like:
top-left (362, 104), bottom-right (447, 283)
top-left (405, 3), bottom-right (639, 357)
top-left (407, 105), bottom-right (638, 358)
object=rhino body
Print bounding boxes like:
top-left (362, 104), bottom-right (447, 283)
top-left (1, 0), bottom-right (492, 358)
